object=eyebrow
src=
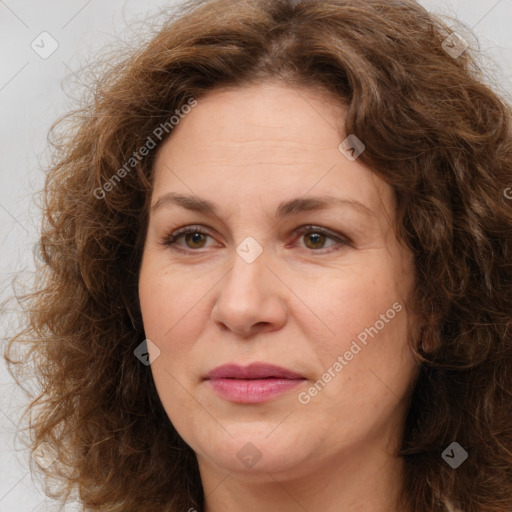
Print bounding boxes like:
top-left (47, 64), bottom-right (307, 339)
top-left (151, 192), bottom-right (375, 219)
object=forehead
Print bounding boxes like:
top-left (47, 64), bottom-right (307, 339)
top-left (151, 83), bottom-right (394, 220)
top-left (164, 82), bottom-right (345, 148)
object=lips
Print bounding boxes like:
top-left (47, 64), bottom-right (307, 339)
top-left (204, 363), bottom-right (306, 404)
top-left (205, 363), bottom-right (304, 380)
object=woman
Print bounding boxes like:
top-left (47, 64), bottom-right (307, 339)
top-left (4, 0), bottom-right (512, 511)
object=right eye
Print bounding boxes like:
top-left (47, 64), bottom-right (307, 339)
top-left (161, 225), bottom-right (217, 252)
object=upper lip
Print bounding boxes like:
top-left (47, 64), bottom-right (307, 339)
top-left (205, 363), bottom-right (304, 380)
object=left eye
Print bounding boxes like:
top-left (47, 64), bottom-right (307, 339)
top-left (292, 226), bottom-right (349, 251)
top-left (162, 225), bottom-right (349, 252)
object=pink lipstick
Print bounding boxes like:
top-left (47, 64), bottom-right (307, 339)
top-left (205, 363), bottom-right (306, 403)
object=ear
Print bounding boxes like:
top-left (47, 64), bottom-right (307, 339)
top-left (416, 324), bottom-right (442, 354)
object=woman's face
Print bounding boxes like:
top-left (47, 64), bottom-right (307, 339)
top-left (138, 82), bottom-right (419, 481)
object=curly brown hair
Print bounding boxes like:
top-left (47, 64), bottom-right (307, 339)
top-left (4, 0), bottom-right (512, 510)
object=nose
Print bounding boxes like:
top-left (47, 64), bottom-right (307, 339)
top-left (210, 247), bottom-right (288, 337)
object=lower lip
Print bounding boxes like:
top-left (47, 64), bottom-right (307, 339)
top-left (206, 378), bottom-right (305, 403)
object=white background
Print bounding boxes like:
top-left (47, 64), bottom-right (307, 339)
top-left (1, 0), bottom-right (511, 510)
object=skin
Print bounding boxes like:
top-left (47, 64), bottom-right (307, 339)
top-left (138, 81), bottom-right (420, 512)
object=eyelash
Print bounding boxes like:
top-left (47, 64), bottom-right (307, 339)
top-left (161, 224), bottom-right (351, 254)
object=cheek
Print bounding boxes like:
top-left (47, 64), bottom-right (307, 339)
top-left (300, 259), bottom-right (415, 406)
top-left (302, 277), bottom-right (414, 431)
top-left (304, 265), bottom-right (404, 342)
top-left (138, 259), bottom-right (216, 391)
top-left (139, 257), bottom-right (207, 338)
top-left (138, 263), bottom-right (204, 432)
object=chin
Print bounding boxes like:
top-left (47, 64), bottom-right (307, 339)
top-left (193, 426), bottom-right (311, 476)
